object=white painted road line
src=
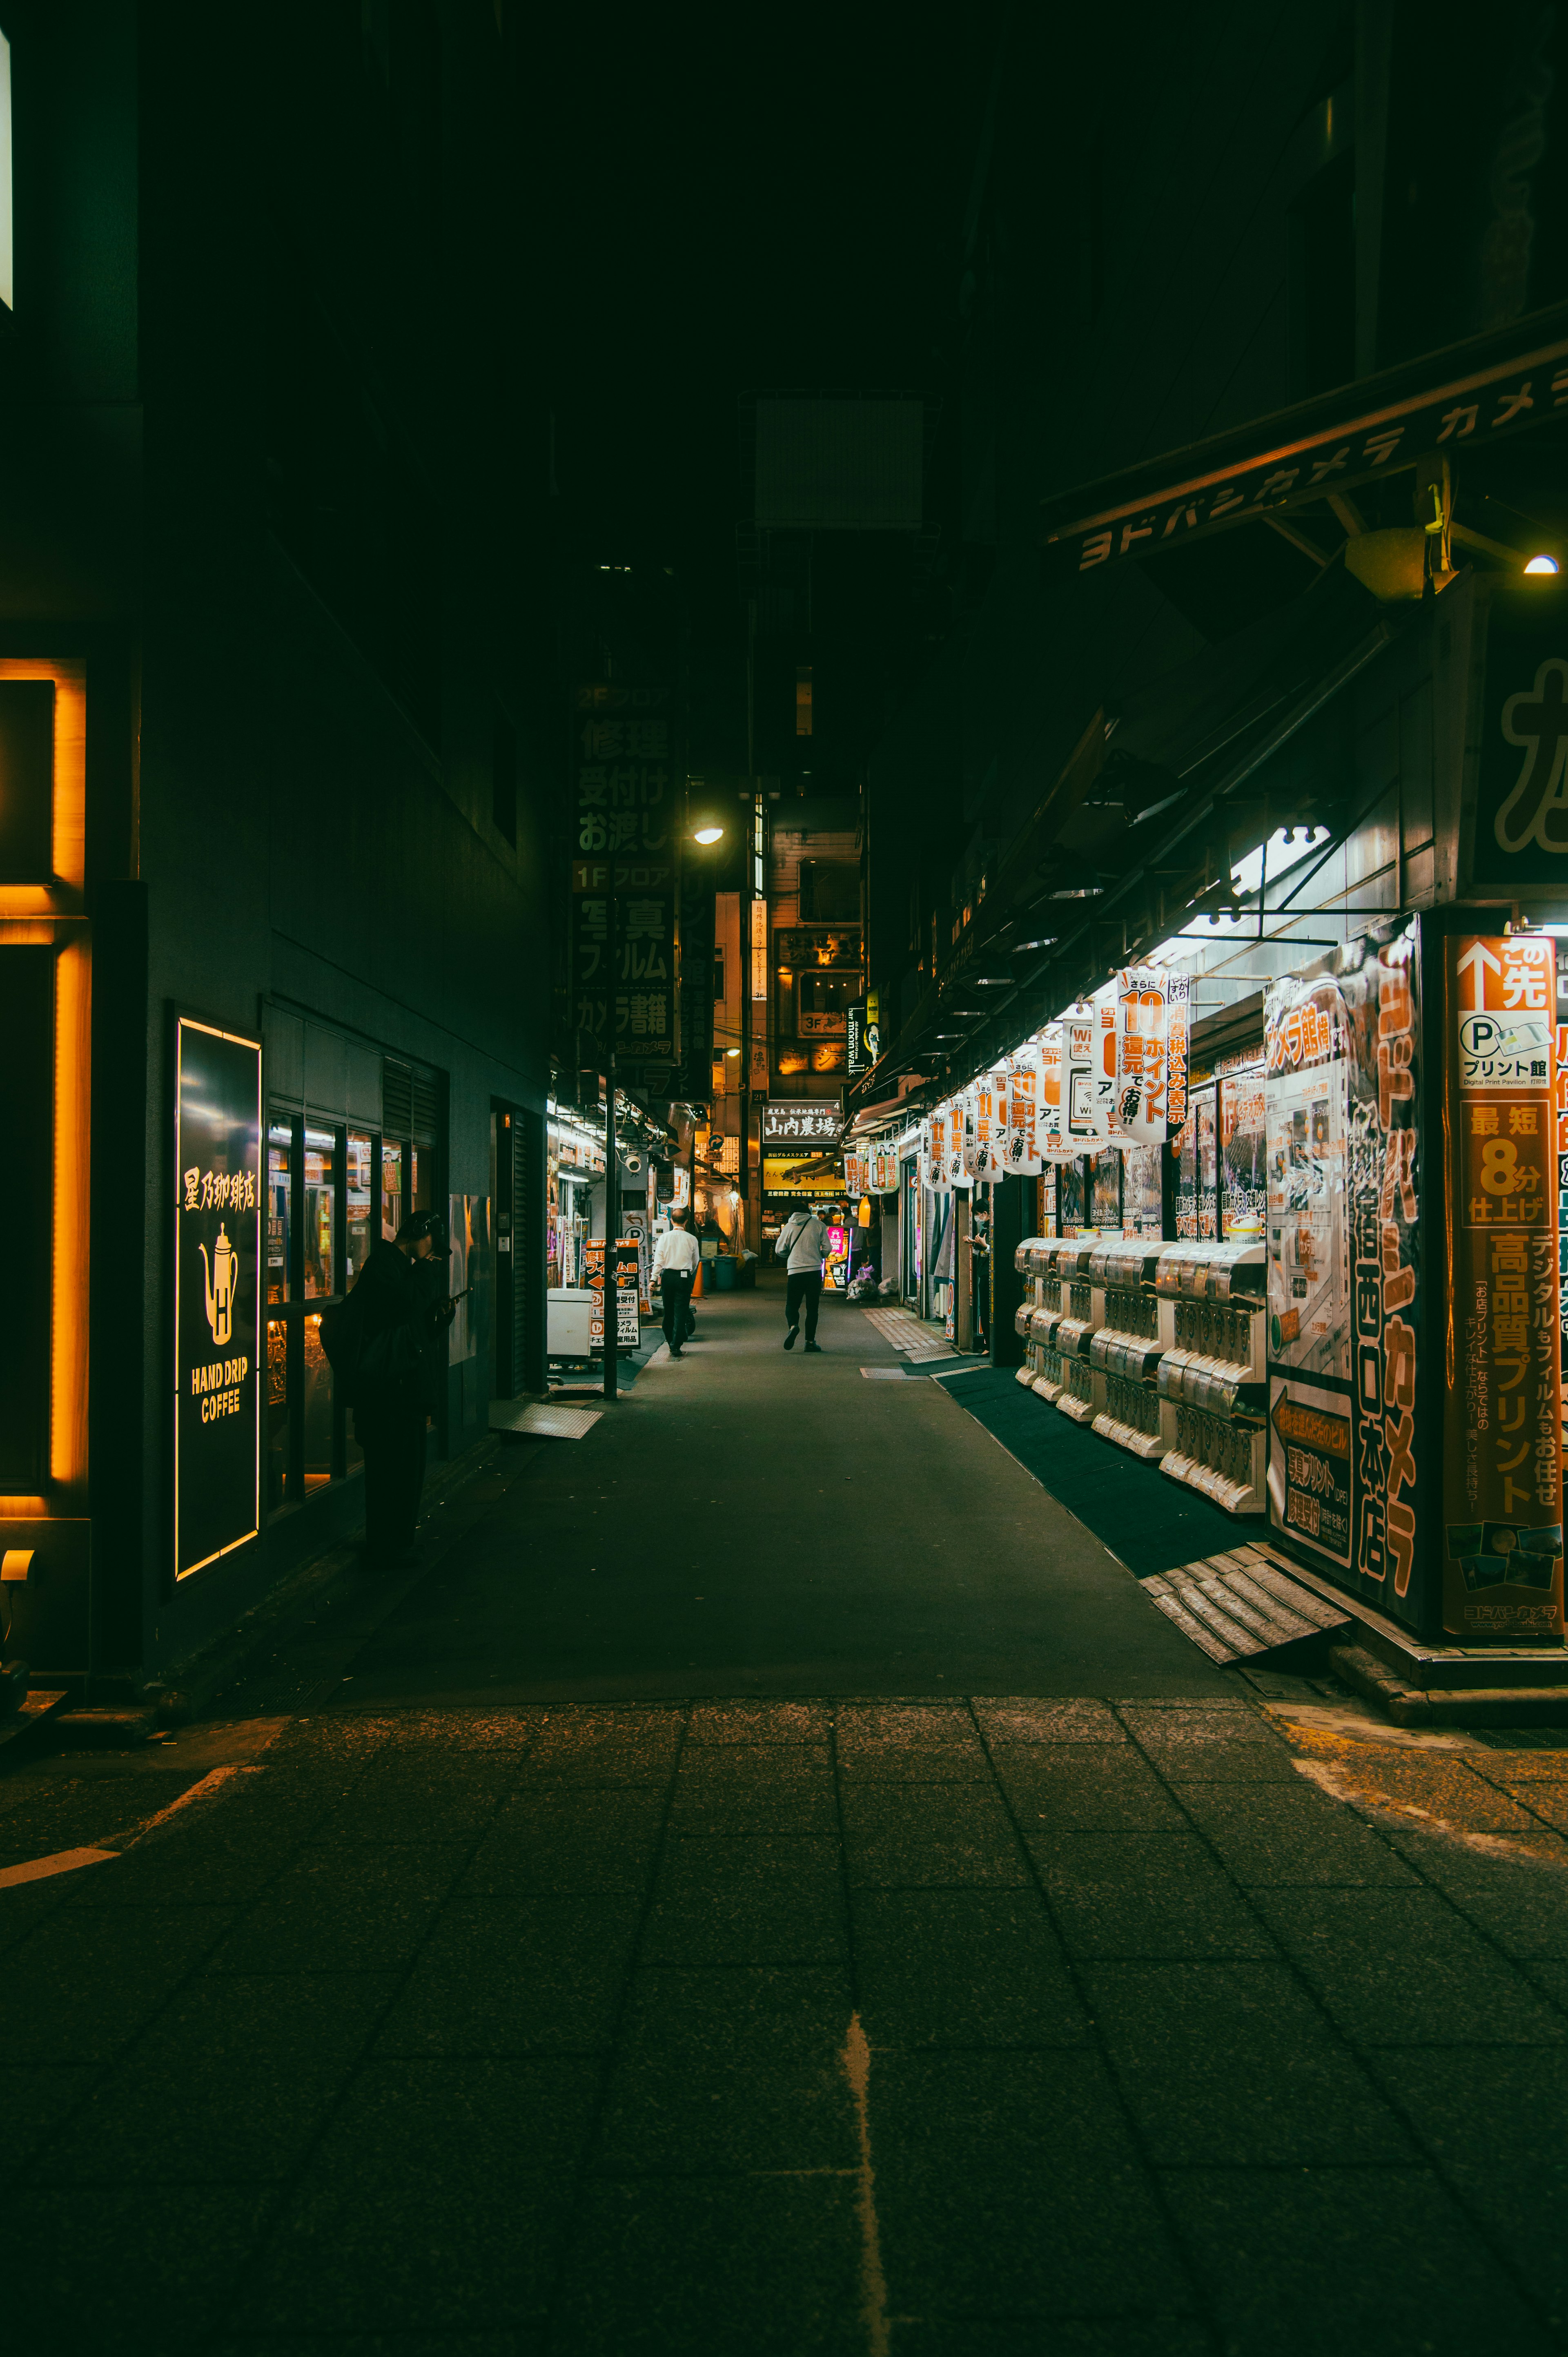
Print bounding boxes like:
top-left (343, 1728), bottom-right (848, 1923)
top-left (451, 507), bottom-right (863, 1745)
top-left (0, 1845), bottom-right (118, 1891)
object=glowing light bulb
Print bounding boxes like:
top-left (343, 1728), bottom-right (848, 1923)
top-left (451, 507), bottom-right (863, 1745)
top-left (694, 825), bottom-right (724, 844)
top-left (1525, 554), bottom-right (1560, 575)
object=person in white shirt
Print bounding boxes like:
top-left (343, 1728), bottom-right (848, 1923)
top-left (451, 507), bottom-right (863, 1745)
top-left (774, 1203), bottom-right (833, 1352)
top-left (650, 1209), bottom-right (701, 1359)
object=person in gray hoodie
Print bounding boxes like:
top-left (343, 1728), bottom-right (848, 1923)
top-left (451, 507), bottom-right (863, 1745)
top-left (774, 1202), bottom-right (834, 1352)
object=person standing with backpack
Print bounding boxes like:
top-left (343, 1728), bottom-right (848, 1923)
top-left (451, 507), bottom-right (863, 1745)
top-left (330, 1210), bottom-right (457, 1566)
top-left (774, 1201), bottom-right (831, 1352)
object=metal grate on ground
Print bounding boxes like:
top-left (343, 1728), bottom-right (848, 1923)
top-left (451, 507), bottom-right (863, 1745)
top-left (488, 1401), bottom-right (603, 1440)
top-left (1140, 1541), bottom-right (1351, 1664)
top-left (862, 1307), bottom-right (957, 1360)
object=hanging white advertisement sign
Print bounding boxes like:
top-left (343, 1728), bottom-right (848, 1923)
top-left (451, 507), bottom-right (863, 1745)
top-left (1005, 1047), bottom-right (1042, 1175)
top-left (1115, 965), bottom-right (1171, 1145)
top-left (1065, 1009), bottom-right (1098, 1143)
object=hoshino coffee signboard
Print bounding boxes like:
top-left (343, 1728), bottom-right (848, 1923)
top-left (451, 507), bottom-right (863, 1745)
top-left (174, 1016), bottom-right (262, 1580)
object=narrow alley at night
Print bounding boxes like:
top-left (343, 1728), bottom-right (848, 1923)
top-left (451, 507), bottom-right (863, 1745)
top-left (9, 2), bottom-right (1568, 2350)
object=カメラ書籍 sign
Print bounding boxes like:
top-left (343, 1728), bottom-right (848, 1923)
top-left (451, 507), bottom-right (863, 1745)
top-left (175, 1016), bottom-right (262, 1580)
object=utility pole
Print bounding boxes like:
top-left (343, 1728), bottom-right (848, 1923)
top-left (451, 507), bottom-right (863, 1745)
top-left (603, 884), bottom-right (619, 1401)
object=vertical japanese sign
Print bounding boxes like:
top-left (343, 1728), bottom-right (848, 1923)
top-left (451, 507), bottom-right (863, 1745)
top-left (175, 1017), bottom-right (262, 1581)
top-left (1065, 1011), bottom-right (1098, 1143)
top-left (1005, 1048), bottom-right (1041, 1174)
top-left (1443, 931), bottom-right (1564, 1638)
top-left (1266, 925), bottom-right (1422, 1620)
top-left (571, 684), bottom-right (678, 1068)
top-left (1114, 967), bottom-right (1169, 1143)
top-left (1195, 1085), bottom-right (1219, 1238)
top-left (1165, 972), bottom-right (1191, 1132)
top-left (586, 1237), bottom-right (639, 1352)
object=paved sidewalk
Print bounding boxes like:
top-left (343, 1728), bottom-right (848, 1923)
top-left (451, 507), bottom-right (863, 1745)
top-left (5, 1692), bottom-right (1566, 2354)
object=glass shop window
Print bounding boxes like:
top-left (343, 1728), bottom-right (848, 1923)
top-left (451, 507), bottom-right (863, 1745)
top-left (347, 1131), bottom-right (373, 1282)
top-left (267, 1120), bottom-right (292, 1304)
top-left (381, 1137), bottom-right (403, 1240)
top-left (302, 1312), bottom-right (333, 1490)
top-left (303, 1127), bottom-right (339, 1297)
top-left (265, 1314), bottom-right (288, 1513)
top-left (799, 973), bottom-right (857, 1019)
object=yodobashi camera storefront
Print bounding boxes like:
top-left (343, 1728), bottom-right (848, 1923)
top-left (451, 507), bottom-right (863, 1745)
top-left (174, 1016), bottom-right (263, 1581)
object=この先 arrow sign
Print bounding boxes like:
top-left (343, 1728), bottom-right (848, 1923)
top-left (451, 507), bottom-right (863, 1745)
top-left (1456, 939), bottom-right (1503, 1010)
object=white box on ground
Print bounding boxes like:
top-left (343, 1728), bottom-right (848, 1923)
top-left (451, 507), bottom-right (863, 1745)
top-left (547, 1288), bottom-right (593, 1357)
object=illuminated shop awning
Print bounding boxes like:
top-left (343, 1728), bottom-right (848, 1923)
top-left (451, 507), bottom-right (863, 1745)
top-left (1040, 302), bottom-right (1568, 576)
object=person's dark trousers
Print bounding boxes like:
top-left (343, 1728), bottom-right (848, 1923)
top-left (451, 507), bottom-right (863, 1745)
top-left (661, 1269), bottom-right (695, 1352)
top-left (359, 1407), bottom-right (428, 1563)
top-left (785, 1269), bottom-right (823, 1341)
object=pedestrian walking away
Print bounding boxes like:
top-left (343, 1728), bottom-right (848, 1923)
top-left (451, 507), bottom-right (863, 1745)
top-left (775, 1201), bottom-right (831, 1351)
top-left (650, 1206), bottom-right (700, 1358)
top-left (322, 1209), bottom-right (458, 1567)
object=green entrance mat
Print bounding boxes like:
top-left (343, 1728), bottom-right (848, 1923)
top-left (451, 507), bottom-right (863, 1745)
top-left (931, 1366), bottom-right (1250, 1578)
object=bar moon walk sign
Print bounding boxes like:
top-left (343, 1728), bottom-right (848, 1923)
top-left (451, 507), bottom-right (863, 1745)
top-left (174, 1017), bottom-right (262, 1581)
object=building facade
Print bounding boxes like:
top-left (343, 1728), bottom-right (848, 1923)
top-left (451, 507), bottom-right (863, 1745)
top-left (1, 1), bottom-right (553, 1693)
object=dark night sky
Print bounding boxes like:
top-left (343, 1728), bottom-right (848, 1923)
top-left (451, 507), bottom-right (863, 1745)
top-left (532, 2), bottom-right (996, 749)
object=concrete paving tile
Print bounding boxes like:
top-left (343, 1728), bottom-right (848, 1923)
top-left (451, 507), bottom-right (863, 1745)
top-left (1025, 1830), bottom-right (1277, 1959)
top-left (851, 1888), bottom-right (1088, 2048)
top-left (10, 2183), bottom-right (271, 2357)
top-left (1161, 2165), bottom-right (1550, 2355)
top-left (523, 1709), bottom-right (682, 1783)
top-left (374, 1896), bottom-right (640, 2056)
top-left (1082, 1961), bottom-right (1412, 2165)
top-left (1381, 1833), bottom-right (1568, 1955)
top-left (871, 2049), bottom-right (1191, 2317)
top-left (675, 1742), bottom-right (833, 1784)
top-left (138, 1968), bottom-right (400, 2063)
top-left (209, 2337), bottom-right (526, 2356)
top-left (64, 1836), bottom-right (308, 1910)
top-left (545, 2176), bottom-right (862, 2355)
top-left (687, 1701), bottom-right (833, 1743)
top-left (1324, 1752), bottom-right (1551, 1837)
top-left (0, 2066), bottom-right (94, 2185)
top-left (1376, 2049), bottom-right (1568, 2328)
top-left (246, 2171), bottom-right (575, 2332)
top-left (1303, 1942), bottom-right (1564, 2045)
top-left (322, 2054), bottom-right (602, 2178)
top-left (206, 1849), bottom-right (461, 1973)
top-left (594, 1965), bottom-right (856, 2173)
top-left (0, 1875), bottom-right (76, 1956)
top-left (839, 1784), bottom-right (1029, 1887)
top-left (1522, 1958), bottom-right (1568, 2011)
top-left (991, 1746), bottom-right (1189, 1830)
top-left (36, 2051), bottom-right (351, 2183)
top-left (1167, 1784), bottom-right (1419, 1885)
top-left (643, 1836), bottom-right (848, 1965)
top-left (1484, 1779), bottom-right (1568, 1834)
top-left (668, 1786), bottom-right (840, 1837)
top-left (1140, 1737), bottom-right (1305, 1784)
top-left (2, 1905), bottom-right (238, 2063)
top-left (972, 1697), bottom-right (1129, 1744)
top-left (368, 1707), bottom-right (546, 1752)
top-left (836, 1704), bottom-right (991, 1780)
top-left (457, 1788), bottom-right (665, 1897)
top-left (889, 2320), bottom-right (1211, 2356)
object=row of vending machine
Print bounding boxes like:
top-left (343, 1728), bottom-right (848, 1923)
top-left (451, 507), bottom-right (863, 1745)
top-left (1013, 1234), bottom-right (1269, 1518)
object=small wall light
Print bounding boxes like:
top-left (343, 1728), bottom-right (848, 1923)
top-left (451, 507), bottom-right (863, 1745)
top-left (1525, 555), bottom-right (1561, 575)
top-left (694, 824), bottom-right (724, 844)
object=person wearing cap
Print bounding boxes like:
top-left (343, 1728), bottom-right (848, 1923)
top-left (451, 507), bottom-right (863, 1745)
top-left (347, 1210), bottom-right (457, 1566)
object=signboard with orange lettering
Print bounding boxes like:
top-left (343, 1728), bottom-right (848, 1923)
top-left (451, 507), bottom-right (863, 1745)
top-left (1264, 922), bottom-right (1423, 1624)
top-left (1442, 931), bottom-right (1564, 1639)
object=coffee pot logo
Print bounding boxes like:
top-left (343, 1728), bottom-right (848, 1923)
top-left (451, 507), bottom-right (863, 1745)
top-left (199, 1222), bottom-right (239, 1348)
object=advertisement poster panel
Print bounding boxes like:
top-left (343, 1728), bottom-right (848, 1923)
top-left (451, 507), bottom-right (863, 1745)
top-left (1442, 931), bottom-right (1564, 1638)
top-left (1195, 1086), bottom-right (1219, 1238)
top-left (1065, 1012), bottom-right (1098, 1143)
top-left (1090, 1147), bottom-right (1122, 1232)
top-left (1058, 1157), bottom-right (1087, 1235)
top-left (1114, 967), bottom-right (1169, 1144)
top-left (175, 1017), bottom-right (262, 1581)
top-left (1006, 1048), bottom-right (1042, 1175)
top-left (1123, 1142), bottom-right (1165, 1238)
top-left (1219, 1064), bottom-right (1267, 1239)
top-left (1265, 922), bottom-right (1423, 1623)
top-left (1036, 1164), bottom-right (1058, 1237)
top-left (586, 1237), bottom-right (639, 1351)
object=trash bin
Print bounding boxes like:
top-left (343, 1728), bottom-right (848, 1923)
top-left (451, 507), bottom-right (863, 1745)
top-left (711, 1255), bottom-right (737, 1293)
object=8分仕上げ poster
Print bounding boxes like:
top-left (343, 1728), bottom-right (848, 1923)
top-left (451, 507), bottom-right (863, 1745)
top-left (1443, 930), bottom-right (1564, 1639)
top-left (175, 1016), bottom-right (262, 1580)
top-left (1265, 922), bottom-right (1422, 1622)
